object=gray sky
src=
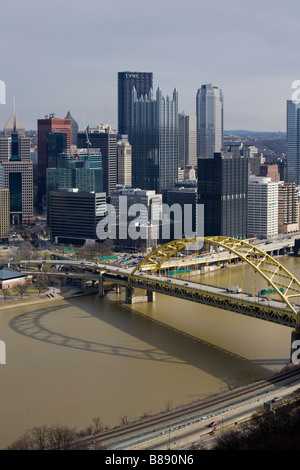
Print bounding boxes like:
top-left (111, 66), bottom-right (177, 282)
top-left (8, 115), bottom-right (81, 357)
top-left (0, 0), bottom-right (299, 132)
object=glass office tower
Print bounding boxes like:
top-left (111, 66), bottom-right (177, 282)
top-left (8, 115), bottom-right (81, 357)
top-left (118, 71), bottom-right (153, 138)
top-left (287, 100), bottom-right (300, 185)
top-left (196, 83), bottom-right (223, 158)
top-left (131, 87), bottom-right (179, 198)
top-left (198, 152), bottom-right (248, 239)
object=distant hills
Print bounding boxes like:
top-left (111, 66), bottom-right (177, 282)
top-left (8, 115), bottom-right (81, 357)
top-left (224, 130), bottom-right (287, 161)
top-left (224, 130), bottom-right (286, 139)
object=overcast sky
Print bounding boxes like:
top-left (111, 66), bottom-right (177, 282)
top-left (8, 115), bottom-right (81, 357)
top-left (0, 0), bottom-right (299, 132)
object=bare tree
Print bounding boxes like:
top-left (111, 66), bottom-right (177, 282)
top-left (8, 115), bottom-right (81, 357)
top-left (7, 425), bottom-right (78, 450)
top-left (34, 274), bottom-right (49, 294)
top-left (164, 400), bottom-right (172, 412)
top-left (47, 425), bottom-right (77, 450)
top-left (0, 289), bottom-right (11, 301)
top-left (18, 241), bottom-right (33, 260)
top-left (92, 417), bottom-right (106, 433)
top-left (120, 415), bottom-right (130, 426)
top-left (15, 284), bottom-right (29, 298)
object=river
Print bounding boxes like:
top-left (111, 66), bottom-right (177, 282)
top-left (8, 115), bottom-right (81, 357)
top-left (0, 255), bottom-right (298, 449)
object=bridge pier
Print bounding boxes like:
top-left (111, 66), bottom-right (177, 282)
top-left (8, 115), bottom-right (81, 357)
top-left (98, 275), bottom-right (105, 297)
top-left (125, 287), bottom-right (156, 304)
top-left (81, 279), bottom-right (87, 291)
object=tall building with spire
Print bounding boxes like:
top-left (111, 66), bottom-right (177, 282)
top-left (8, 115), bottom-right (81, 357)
top-left (196, 83), bottom-right (223, 158)
top-left (0, 113), bottom-right (33, 225)
top-left (3, 113), bottom-right (26, 137)
top-left (131, 87), bottom-right (179, 197)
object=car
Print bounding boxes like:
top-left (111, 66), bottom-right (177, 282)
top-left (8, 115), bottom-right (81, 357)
top-left (208, 421), bottom-right (219, 427)
top-left (272, 396), bottom-right (282, 403)
top-left (200, 416), bottom-right (207, 421)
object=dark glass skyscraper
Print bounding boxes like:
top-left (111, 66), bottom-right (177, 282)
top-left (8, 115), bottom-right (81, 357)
top-left (198, 152), bottom-right (248, 238)
top-left (118, 71), bottom-right (153, 138)
top-left (131, 87), bottom-right (179, 198)
top-left (47, 132), bottom-right (67, 168)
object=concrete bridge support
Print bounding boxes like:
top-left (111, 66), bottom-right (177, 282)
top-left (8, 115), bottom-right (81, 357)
top-left (81, 279), bottom-right (87, 291)
top-left (125, 287), bottom-right (156, 304)
top-left (98, 275), bottom-right (105, 297)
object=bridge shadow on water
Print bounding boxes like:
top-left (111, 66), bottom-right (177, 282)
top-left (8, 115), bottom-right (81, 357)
top-left (8, 292), bottom-right (286, 386)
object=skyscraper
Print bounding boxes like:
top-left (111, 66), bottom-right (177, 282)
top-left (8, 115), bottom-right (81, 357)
top-left (196, 83), bottom-right (223, 158)
top-left (0, 115), bottom-right (34, 225)
top-left (37, 115), bottom-right (71, 204)
top-left (77, 124), bottom-right (117, 196)
top-left (178, 113), bottom-right (197, 168)
top-left (3, 113), bottom-right (25, 137)
top-left (248, 177), bottom-right (278, 239)
top-left (286, 100), bottom-right (300, 185)
top-left (46, 132), bottom-right (67, 169)
top-left (131, 87), bottom-right (179, 198)
top-left (0, 188), bottom-right (10, 241)
top-left (117, 138), bottom-right (132, 186)
top-left (278, 182), bottom-right (299, 234)
top-left (49, 189), bottom-right (106, 246)
top-left (198, 152), bottom-right (248, 239)
top-left (118, 71), bottom-right (153, 138)
top-left (65, 110), bottom-right (79, 146)
top-left (46, 147), bottom-right (103, 223)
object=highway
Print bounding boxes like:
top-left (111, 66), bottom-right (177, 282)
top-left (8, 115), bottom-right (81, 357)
top-left (73, 367), bottom-right (300, 450)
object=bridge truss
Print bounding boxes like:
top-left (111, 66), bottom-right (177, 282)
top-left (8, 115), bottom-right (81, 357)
top-left (127, 236), bottom-right (300, 329)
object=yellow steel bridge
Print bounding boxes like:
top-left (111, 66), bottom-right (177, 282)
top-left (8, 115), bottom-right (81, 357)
top-left (20, 236), bottom-right (300, 330)
top-left (103, 236), bottom-right (300, 330)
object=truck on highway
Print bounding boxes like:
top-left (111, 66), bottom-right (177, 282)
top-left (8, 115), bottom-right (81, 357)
top-left (227, 285), bottom-right (242, 293)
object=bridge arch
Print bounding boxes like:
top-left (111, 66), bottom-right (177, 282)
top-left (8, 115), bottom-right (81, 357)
top-left (131, 236), bottom-right (300, 324)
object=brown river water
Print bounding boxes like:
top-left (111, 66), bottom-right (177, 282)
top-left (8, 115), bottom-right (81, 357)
top-left (0, 255), bottom-right (298, 448)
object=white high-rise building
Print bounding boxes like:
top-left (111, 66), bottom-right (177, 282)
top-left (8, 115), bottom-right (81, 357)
top-left (287, 100), bottom-right (300, 185)
top-left (117, 139), bottom-right (132, 186)
top-left (248, 177), bottom-right (279, 239)
top-left (196, 83), bottom-right (223, 158)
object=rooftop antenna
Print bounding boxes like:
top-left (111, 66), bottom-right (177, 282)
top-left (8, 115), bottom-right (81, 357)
top-left (13, 96), bottom-right (16, 131)
top-left (81, 105), bottom-right (92, 156)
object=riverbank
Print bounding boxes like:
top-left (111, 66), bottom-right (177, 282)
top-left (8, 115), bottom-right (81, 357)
top-left (0, 286), bottom-right (95, 310)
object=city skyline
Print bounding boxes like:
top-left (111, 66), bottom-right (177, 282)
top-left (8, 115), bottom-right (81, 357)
top-left (1, 0), bottom-right (299, 132)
